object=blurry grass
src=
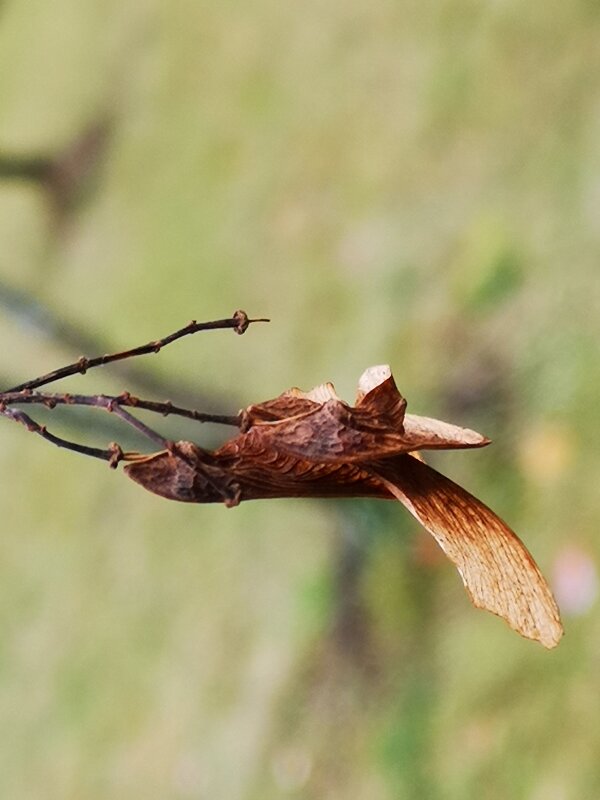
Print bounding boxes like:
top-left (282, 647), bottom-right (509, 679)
top-left (1, 0), bottom-right (600, 798)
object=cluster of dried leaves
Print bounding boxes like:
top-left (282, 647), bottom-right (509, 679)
top-left (0, 311), bottom-right (563, 648)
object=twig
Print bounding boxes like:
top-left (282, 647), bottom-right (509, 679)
top-left (0, 309), bottom-right (267, 466)
top-left (6, 309), bottom-right (269, 393)
top-left (0, 279), bottom-right (244, 410)
top-left (0, 406), bottom-right (129, 465)
top-left (0, 397), bottom-right (177, 464)
top-left (0, 390), bottom-right (241, 427)
top-left (106, 403), bottom-right (171, 449)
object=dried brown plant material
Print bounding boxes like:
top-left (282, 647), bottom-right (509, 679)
top-left (370, 456), bottom-right (563, 649)
top-left (125, 364), bottom-right (563, 649)
top-left (0, 316), bottom-right (562, 649)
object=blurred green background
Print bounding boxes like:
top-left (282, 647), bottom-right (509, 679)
top-left (1, 1), bottom-right (599, 798)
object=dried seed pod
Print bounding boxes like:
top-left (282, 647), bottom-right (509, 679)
top-left (125, 364), bottom-right (562, 648)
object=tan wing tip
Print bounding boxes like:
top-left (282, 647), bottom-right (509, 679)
top-left (403, 413), bottom-right (491, 449)
top-left (511, 612), bottom-right (563, 649)
top-left (506, 608), bottom-right (563, 649)
top-left (539, 620), bottom-right (564, 649)
top-left (461, 429), bottom-right (491, 447)
top-left (532, 596), bottom-right (564, 648)
top-left (467, 590), bottom-right (564, 649)
top-left (356, 364), bottom-right (392, 402)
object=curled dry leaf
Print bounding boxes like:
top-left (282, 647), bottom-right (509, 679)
top-left (125, 364), bottom-right (563, 648)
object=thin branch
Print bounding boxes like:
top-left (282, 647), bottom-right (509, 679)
top-left (5, 309), bottom-right (269, 393)
top-left (0, 390), bottom-right (242, 427)
top-left (1, 390), bottom-right (182, 455)
top-left (0, 398), bottom-right (183, 466)
top-left (0, 406), bottom-right (128, 465)
top-left (0, 279), bottom-right (242, 411)
top-left (0, 310), bottom-right (267, 469)
top-left (108, 404), bottom-right (171, 449)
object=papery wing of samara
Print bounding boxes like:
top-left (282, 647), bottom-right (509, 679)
top-left (366, 454), bottom-right (563, 648)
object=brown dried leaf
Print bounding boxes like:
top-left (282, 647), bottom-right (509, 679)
top-left (124, 442), bottom-right (234, 504)
top-left (243, 365), bottom-right (488, 461)
top-left (125, 440), bottom-right (386, 503)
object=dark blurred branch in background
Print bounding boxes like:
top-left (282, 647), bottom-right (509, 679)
top-left (0, 119), bottom-right (112, 221)
top-left (0, 119), bottom-right (254, 416)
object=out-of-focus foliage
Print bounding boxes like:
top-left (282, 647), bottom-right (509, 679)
top-left (0, 1), bottom-right (599, 798)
